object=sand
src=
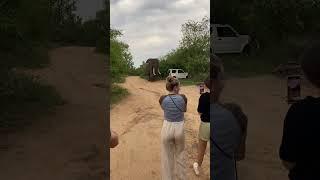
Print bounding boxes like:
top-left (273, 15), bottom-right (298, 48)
top-left (110, 76), bottom-right (210, 180)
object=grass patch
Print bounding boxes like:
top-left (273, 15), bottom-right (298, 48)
top-left (138, 74), bottom-right (207, 86)
top-left (111, 84), bottom-right (129, 105)
top-left (112, 76), bottom-right (126, 84)
top-left (139, 74), bottom-right (147, 80)
top-left (222, 54), bottom-right (276, 77)
top-left (180, 73), bottom-right (208, 86)
top-left (0, 71), bottom-right (65, 129)
top-left (220, 44), bottom-right (294, 78)
top-left (179, 79), bottom-right (198, 86)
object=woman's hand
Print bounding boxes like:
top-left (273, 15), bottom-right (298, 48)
top-left (282, 160), bottom-right (296, 170)
top-left (110, 130), bottom-right (119, 148)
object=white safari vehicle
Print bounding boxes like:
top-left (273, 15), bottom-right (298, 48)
top-left (168, 69), bottom-right (189, 79)
top-left (211, 24), bottom-right (251, 54)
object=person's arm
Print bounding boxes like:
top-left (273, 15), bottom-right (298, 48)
top-left (282, 160), bottom-right (296, 170)
top-left (197, 94), bottom-right (204, 114)
top-left (225, 103), bottom-right (248, 161)
top-left (159, 95), bottom-right (166, 110)
top-left (279, 104), bottom-right (299, 170)
top-left (110, 129), bottom-right (119, 148)
top-left (180, 94), bottom-right (187, 112)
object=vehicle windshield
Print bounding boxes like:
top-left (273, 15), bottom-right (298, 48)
top-left (217, 26), bottom-right (237, 37)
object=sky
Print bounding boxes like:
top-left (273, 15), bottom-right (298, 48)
top-left (75, 0), bottom-right (105, 21)
top-left (110, 0), bottom-right (210, 67)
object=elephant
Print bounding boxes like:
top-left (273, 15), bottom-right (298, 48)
top-left (145, 58), bottom-right (161, 81)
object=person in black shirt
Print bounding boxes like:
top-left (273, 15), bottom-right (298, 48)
top-left (193, 77), bottom-right (211, 175)
top-left (280, 41), bottom-right (320, 180)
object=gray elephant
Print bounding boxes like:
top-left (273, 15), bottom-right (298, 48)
top-left (145, 58), bottom-right (161, 81)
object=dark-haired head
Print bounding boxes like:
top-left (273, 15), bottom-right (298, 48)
top-left (300, 41), bottom-right (320, 88)
top-left (204, 76), bottom-right (210, 89)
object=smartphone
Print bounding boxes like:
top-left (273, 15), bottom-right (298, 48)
top-left (287, 75), bottom-right (301, 104)
top-left (199, 83), bottom-right (204, 94)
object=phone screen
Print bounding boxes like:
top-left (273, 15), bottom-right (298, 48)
top-left (287, 75), bottom-right (301, 104)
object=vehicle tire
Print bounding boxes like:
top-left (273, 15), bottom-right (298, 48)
top-left (186, 75), bottom-right (189, 79)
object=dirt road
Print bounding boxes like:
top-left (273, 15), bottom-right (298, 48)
top-left (0, 47), bottom-right (107, 180)
top-left (110, 77), bottom-right (210, 180)
top-left (222, 76), bottom-right (318, 180)
top-left (111, 75), bottom-right (319, 180)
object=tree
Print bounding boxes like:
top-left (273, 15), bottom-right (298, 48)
top-left (180, 16), bottom-right (210, 50)
top-left (110, 29), bottom-right (134, 82)
top-left (0, 0), bottom-right (50, 69)
top-left (213, 0), bottom-right (320, 46)
top-left (159, 16), bottom-right (210, 80)
top-left (49, 0), bottom-right (80, 42)
top-left (50, 0), bottom-right (77, 27)
top-left (95, 9), bottom-right (108, 53)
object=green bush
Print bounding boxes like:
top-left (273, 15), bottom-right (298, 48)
top-left (158, 17), bottom-right (209, 82)
top-left (220, 42), bottom-right (298, 77)
top-left (0, 71), bottom-right (64, 128)
top-left (111, 84), bottom-right (128, 105)
top-left (0, 0), bottom-right (64, 129)
top-left (110, 29), bottom-right (134, 82)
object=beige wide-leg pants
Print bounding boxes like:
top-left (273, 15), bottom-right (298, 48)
top-left (161, 120), bottom-right (186, 180)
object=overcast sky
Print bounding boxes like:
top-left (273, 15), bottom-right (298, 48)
top-left (110, 0), bottom-right (210, 67)
top-left (76, 0), bottom-right (104, 21)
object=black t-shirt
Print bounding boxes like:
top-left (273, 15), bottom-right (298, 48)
top-left (279, 96), bottom-right (320, 180)
top-left (197, 92), bottom-right (210, 122)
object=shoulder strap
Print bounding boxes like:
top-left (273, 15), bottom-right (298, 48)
top-left (168, 95), bottom-right (184, 112)
top-left (221, 103), bottom-right (248, 161)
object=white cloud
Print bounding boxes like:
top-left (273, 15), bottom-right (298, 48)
top-left (111, 0), bottom-right (210, 67)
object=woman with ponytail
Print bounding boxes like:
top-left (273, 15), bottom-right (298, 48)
top-left (159, 76), bottom-right (187, 180)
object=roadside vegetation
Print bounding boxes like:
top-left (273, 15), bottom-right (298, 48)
top-left (109, 29), bottom-right (135, 104)
top-left (214, 0), bottom-right (320, 77)
top-left (1, 0), bottom-right (61, 129)
top-left (110, 84), bottom-right (129, 105)
top-left (0, 0), bottom-right (108, 129)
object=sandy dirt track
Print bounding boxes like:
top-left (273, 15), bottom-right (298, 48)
top-left (110, 76), bottom-right (210, 180)
top-left (221, 76), bottom-right (318, 180)
top-left (111, 75), bottom-right (319, 180)
top-left (0, 47), bottom-right (107, 180)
